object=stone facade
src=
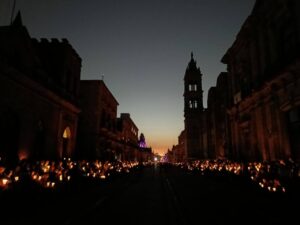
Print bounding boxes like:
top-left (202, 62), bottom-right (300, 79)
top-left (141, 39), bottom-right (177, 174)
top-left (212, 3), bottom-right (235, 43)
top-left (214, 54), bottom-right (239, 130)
top-left (178, 0), bottom-right (300, 163)
top-left (206, 72), bottom-right (231, 159)
top-left (222, 0), bottom-right (300, 162)
top-left (77, 80), bottom-right (119, 160)
top-left (0, 13), bottom-right (81, 164)
top-left (117, 113), bottom-right (139, 161)
top-left (77, 80), bottom-right (149, 162)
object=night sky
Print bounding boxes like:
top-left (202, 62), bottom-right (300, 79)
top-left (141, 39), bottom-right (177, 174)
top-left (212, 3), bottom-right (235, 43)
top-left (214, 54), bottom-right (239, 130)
top-left (0, 0), bottom-right (255, 155)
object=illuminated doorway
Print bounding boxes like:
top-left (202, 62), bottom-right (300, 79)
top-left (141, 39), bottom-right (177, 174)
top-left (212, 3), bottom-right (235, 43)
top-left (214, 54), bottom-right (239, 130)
top-left (62, 127), bottom-right (71, 158)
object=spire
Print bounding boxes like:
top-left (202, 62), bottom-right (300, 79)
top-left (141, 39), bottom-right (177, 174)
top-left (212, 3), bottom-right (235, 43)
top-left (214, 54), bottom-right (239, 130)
top-left (12, 11), bottom-right (23, 27)
top-left (187, 51), bottom-right (196, 70)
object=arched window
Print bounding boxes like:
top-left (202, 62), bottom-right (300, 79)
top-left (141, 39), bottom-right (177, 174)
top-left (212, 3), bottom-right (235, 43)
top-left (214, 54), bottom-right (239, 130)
top-left (63, 127), bottom-right (71, 139)
top-left (62, 127), bottom-right (71, 158)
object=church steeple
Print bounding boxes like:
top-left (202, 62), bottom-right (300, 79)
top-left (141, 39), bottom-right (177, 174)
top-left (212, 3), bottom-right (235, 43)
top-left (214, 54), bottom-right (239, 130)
top-left (184, 52), bottom-right (203, 111)
top-left (183, 52), bottom-right (204, 160)
top-left (186, 51), bottom-right (197, 72)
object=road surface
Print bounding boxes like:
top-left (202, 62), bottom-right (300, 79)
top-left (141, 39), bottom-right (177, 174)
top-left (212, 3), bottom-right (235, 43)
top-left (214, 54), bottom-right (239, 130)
top-left (1, 164), bottom-right (298, 225)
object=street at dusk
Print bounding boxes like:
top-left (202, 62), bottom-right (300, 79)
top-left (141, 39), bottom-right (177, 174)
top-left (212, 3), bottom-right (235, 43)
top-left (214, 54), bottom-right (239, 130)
top-left (1, 0), bottom-right (300, 224)
top-left (71, 164), bottom-right (299, 225)
top-left (1, 162), bottom-right (299, 225)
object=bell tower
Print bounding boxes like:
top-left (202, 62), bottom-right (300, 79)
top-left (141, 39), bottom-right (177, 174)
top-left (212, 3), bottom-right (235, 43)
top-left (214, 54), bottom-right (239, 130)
top-left (184, 52), bottom-right (204, 160)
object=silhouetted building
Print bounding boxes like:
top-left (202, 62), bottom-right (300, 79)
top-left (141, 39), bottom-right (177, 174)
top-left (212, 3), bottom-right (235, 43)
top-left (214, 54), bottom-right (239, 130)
top-left (206, 72), bottom-right (231, 159)
top-left (117, 113), bottom-right (139, 161)
top-left (206, 87), bottom-right (217, 158)
top-left (139, 147), bottom-right (153, 162)
top-left (184, 53), bottom-right (206, 160)
top-left (0, 12), bottom-right (81, 164)
top-left (165, 149), bottom-right (175, 163)
top-left (222, 0), bottom-right (300, 161)
top-left (169, 130), bottom-right (186, 163)
top-left (138, 133), bottom-right (153, 162)
top-left (77, 80), bottom-right (119, 160)
top-left (177, 130), bottom-right (186, 161)
top-left (180, 0), bottom-right (300, 163)
top-left (138, 133), bottom-right (146, 148)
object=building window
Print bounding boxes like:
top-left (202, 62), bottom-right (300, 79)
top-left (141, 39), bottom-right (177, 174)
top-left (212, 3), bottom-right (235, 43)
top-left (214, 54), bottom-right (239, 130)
top-left (189, 100), bottom-right (198, 109)
top-left (189, 84), bottom-right (197, 91)
top-left (62, 127), bottom-right (71, 158)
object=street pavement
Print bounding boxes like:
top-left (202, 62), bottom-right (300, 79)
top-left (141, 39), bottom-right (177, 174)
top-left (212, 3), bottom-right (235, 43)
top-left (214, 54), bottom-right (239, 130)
top-left (1, 164), bottom-right (298, 225)
top-left (67, 164), bottom-right (299, 225)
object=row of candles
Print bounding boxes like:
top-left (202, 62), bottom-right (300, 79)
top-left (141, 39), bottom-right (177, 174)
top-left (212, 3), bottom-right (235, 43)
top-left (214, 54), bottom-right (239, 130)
top-left (0, 157), bottom-right (140, 190)
top-left (177, 159), bottom-right (300, 193)
top-left (1, 157), bottom-right (298, 193)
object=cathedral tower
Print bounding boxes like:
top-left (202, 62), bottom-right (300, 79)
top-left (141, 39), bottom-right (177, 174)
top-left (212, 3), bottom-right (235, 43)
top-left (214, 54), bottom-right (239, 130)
top-left (184, 52), bottom-right (204, 160)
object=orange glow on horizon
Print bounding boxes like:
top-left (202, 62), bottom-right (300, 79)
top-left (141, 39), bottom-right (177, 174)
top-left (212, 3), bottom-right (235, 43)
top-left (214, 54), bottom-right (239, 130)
top-left (146, 136), bottom-right (179, 156)
top-left (151, 144), bottom-right (173, 156)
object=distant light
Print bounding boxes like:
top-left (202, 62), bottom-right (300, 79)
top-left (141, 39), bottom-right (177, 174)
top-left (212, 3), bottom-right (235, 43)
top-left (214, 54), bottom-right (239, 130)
top-left (1, 178), bottom-right (9, 186)
top-left (154, 157), bottom-right (158, 162)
